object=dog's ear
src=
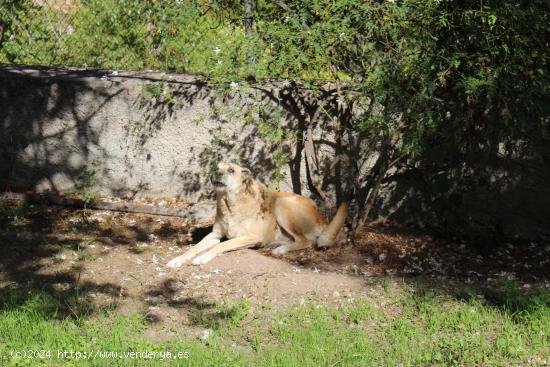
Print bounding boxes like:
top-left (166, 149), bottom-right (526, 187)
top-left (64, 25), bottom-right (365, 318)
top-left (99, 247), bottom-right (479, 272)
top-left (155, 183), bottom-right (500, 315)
top-left (242, 167), bottom-right (254, 193)
top-left (241, 167), bottom-right (251, 177)
top-left (242, 168), bottom-right (252, 185)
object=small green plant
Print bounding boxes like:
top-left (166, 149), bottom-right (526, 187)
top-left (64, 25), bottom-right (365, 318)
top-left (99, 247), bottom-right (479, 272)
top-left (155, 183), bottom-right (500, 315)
top-left (256, 106), bottom-right (292, 189)
top-left (269, 151), bottom-right (288, 190)
top-left (4, 200), bottom-right (27, 225)
top-left (75, 240), bottom-right (97, 263)
top-left (142, 82), bottom-right (175, 105)
top-left (189, 299), bottom-right (251, 330)
top-left (221, 298), bottom-right (251, 328)
top-left (66, 159), bottom-right (102, 223)
top-left (67, 162), bottom-right (98, 202)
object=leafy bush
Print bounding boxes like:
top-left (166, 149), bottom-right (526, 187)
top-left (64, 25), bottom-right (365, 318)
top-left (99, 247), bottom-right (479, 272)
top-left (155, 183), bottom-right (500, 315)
top-left (3, 0), bottom-right (547, 153)
top-left (0, 0), bottom-right (251, 75)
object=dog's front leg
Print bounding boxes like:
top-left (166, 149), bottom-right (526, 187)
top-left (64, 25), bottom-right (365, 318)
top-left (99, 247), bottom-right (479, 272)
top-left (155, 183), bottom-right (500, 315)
top-left (166, 232), bottom-right (222, 268)
top-left (191, 235), bottom-right (260, 265)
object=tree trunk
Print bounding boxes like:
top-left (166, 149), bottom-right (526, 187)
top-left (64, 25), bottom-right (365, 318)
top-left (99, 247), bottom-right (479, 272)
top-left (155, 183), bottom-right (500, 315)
top-left (244, 0), bottom-right (254, 66)
top-left (353, 143), bottom-right (390, 233)
top-left (0, 21), bottom-right (4, 48)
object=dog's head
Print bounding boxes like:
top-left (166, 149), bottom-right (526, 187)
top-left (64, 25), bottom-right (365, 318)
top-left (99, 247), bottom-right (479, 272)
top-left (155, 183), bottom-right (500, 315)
top-left (211, 162), bottom-right (252, 194)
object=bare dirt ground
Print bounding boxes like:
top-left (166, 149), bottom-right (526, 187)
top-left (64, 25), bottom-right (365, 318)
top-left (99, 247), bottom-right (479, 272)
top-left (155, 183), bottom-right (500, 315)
top-left (1, 196), bottom-right (549, 340)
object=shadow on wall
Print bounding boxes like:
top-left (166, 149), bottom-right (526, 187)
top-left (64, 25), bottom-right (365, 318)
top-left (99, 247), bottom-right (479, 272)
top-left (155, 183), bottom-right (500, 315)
top-left (1, 65), bottom-right (549, 241)
top-left (0, 67), bottom-right (342, 216)
top-left (0, 65), bottom-right (221, 199)
top-left (0, 66), bottom-right (118, 195)
top-left (0, 65), bottom-right (350, 208)
top-left (372, 137), bottom-right (550, 242)
top-left (174, 83), bottom-right (356, 214)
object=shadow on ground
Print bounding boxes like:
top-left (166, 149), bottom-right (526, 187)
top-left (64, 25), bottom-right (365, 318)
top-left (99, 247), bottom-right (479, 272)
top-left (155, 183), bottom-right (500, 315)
top-left (1, 195), bottom-right (548, 332)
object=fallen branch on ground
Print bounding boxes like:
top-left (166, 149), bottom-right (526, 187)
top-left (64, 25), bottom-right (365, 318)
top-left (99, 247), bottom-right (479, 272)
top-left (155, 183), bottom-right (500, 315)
top-left (0, 192), bottom-right (212, 225)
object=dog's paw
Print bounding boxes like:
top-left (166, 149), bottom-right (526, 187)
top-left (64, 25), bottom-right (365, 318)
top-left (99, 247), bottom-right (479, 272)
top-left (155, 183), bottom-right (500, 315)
top-left (272, 245), bottom-right (288, 256)
top-left (166, 256), bottom-right (186, 268)
top-left (191, 253), bottom-right (215, 265)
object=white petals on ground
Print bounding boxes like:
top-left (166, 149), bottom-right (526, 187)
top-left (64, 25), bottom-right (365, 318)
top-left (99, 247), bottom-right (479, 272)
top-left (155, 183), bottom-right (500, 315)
top-left (198, 329), bottom-right (211, 341)
top-left (155, 266), bottom-right (166, 277)
top-left (192, 274), bottom-right (211, 280)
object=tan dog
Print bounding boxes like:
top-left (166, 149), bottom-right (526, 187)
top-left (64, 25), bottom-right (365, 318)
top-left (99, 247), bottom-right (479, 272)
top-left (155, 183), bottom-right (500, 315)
top-left (166, 162), bottom-right (348, 266)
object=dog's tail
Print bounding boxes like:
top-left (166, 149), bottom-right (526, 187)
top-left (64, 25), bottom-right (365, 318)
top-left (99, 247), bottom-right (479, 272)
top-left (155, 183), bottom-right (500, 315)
top-left (317, 202), bottom-right (349, 248)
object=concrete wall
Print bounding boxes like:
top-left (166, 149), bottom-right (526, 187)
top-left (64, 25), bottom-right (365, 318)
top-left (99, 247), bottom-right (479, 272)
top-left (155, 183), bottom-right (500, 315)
top-left (0, 65), bottom-right (321, 201)
top-left (2, 65), bottom-right (549, 240)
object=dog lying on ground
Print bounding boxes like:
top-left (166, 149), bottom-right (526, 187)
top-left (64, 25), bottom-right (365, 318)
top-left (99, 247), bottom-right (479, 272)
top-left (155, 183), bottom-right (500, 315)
top-left (166, 162), bottom-right (348, 267)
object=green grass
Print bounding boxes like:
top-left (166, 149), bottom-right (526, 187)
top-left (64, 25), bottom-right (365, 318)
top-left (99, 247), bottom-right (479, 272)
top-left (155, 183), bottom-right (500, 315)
top-left (0, 284), bottom-right (548, 366)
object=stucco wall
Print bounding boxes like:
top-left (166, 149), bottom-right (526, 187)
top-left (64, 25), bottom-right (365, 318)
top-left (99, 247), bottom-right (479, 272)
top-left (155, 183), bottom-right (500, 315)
top-left (2, 65), bottom-right (549, 240)
top-left (0, 65), bottom-right (319, 201)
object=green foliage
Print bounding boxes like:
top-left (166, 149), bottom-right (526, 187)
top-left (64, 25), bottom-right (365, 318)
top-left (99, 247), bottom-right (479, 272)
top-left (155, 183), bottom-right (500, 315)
top-left (66, 159), bottom-right (100, 205)
top-left (0, 0), bottom-right (253, 77)
top-left (189, 298), bottom-right (251, 330)
top-left (2, 199), bottom-right (28, 225)
top-left (2, 0), bottom-right (548, 161)
top-left (257, 106), bottom-right (292, 189)
top-left (142, 82), bottom-right (175, 105)
top-left (2, 0), bottom-right (549, 232)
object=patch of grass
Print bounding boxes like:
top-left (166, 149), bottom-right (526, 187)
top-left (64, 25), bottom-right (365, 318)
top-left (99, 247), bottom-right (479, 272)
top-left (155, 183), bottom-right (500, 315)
top-left (74, 240), bottom-right (97, 263)
top-left (188, 298), bottom-right (251, 330)
top-left (347, 300), bottom-right (375, 324)
top-left (382, 276), bottom-right (395, 296)
top-left (0, 198), bottom-right (28, 225)
top-left (0, 288), bottom-right (242, 366)
top-left (0, 285), bottom-right (548, 366)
